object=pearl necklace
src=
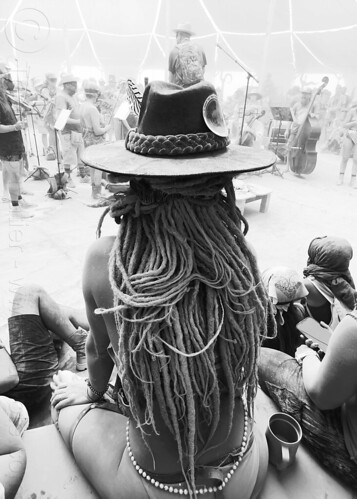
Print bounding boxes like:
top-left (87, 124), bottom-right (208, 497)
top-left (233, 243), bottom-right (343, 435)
top-left (126, 402), bottom-right (249, 496)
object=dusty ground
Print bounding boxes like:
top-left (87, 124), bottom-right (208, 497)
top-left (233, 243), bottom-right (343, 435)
top-left (1, 148), bottom-right (356, 337)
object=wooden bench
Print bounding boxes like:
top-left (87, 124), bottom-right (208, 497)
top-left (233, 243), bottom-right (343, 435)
top-left (255, 388), bottom-right (355, 498)
top-left (15, 389), bottom-right (355, 498)
top-left (16, 424), bottom-right (100, 498)
top-left (233, 181), bottom-right (272, 215)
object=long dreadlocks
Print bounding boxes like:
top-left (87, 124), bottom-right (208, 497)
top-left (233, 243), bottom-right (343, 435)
top-left (97, 173), bottom-right (275, 496)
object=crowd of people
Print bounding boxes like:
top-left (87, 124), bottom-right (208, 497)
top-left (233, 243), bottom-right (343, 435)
top-left (0, 64), bottom-right (139, 218)
top-left (1, 22), bottom-right (357, 499)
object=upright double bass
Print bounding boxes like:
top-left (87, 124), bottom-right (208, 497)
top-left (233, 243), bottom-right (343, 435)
top-left (288, 76), bottom-right (329, 175)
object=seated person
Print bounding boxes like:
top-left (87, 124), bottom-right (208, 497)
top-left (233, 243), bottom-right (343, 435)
top-left (261, 266), bottom-right (308, 356)
top-left (303, 235), bottom-right (356, 329)
top-left (0, 396), bottom-right (28, 499)
top-left (0, 284), bottom-right (89, 418)
top-left (50, 81), bottom-right (276, 498)
top-left (259, 307), bottom-right (357, 490)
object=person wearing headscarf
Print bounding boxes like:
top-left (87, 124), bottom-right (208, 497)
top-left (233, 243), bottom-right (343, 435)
top-left (303, 235), bottom-right (357, 329)
top-left (259, 301), bottom-right (357, 490)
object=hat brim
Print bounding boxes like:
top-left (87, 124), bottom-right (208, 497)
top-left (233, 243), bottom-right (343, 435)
top-left (248, 92), bottom-right (262, 99)
top-left (173, 29), bottom-right (195, 36)
top-left (60, 77), bottom-right (79, 85)
top-left (82, 141), bottom-right (276, 178)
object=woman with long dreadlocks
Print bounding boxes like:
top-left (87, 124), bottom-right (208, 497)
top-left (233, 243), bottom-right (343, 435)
top-left (50, 81), bottom-right (276, 498)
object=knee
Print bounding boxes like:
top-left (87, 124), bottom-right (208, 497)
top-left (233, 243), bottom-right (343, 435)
top-left (1, 448), bottom-right (27, 499)
top-left (11, 283), bottom-right (45, 314)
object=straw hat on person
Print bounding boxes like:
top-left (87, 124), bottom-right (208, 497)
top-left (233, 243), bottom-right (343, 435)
top-left (45, 72), bottom-right (57, 81)
top-left (301, 87), bottom-right (313, 95)
top-left (173, 23), bottom-right (195, 36)
top-left (83, 79), bottom-right (100, 95)
top-left (59, 73), bottom-right (79, 86)
top-left (82, 80), bottom-right (276, 178)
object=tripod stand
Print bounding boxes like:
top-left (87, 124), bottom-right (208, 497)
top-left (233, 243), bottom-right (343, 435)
top-left (271, 116), bottom-right (285, 178)
top-left (24, 109), bottom-right (50, 182)
top-left (266, 106), bottom-right (294, 178)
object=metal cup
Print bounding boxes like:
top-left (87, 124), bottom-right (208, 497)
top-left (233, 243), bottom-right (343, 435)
top-left (266, 412), bottom-right (302, 470)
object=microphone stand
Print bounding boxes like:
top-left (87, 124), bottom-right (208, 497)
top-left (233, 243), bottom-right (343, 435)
top-left (216, 43), bottom-right (259, 145)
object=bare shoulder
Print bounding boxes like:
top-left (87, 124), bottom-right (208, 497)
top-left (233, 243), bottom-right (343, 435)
top-left (83, 236), bottom-right (115, 290)
top-left (85, 236), bottom-right (115, 264)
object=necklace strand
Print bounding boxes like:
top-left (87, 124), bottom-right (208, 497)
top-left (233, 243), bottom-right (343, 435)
top-left (126, 401), bottom-right (249, 495)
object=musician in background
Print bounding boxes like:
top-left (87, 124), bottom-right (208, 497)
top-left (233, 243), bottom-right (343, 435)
top-left (169, 23), bottom-right (206, 88)
top-left (80, 79), bottom-right (111, 204)
top-left (286, 88), bottom-right (319, 163)
top-left (42, 73), bottom-right (58, 160)
top-left (0, 63), bottom-right (33, 219)
top-left (55, 74), bottom-right (84, 188)
top-left (232, 91), bottom-right (265, 149)
top-left (337, 102), bottom-right (357, 188)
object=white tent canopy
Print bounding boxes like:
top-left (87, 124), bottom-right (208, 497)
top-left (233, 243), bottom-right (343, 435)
top-left (1, 0), bottom-right (357, 92)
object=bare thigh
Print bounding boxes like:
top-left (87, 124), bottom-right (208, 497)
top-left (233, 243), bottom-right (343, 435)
top-left (57, 404), bottom-right (135, 499)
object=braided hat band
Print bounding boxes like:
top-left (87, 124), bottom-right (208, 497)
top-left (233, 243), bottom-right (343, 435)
top-left (125, 129), bottom-right (229, 156)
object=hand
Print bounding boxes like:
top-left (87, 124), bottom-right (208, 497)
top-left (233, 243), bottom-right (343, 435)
top-left (319, 321), bottom-right (333, 335)
top-left (15, 121), bottom-right (26, 131)
top-left (50, 370), bottom-right (90, 411)
top-left (295, 344), bottom-right (320, 363)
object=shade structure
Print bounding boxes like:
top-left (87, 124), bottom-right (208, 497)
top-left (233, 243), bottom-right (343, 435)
top-left (1, 0), bottom-right (357, 83)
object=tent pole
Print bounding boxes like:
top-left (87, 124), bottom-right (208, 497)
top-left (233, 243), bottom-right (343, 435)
top-left (164, 0), bottom-right (170, 82)
top-left (261, 0), bottom-right (276, 81)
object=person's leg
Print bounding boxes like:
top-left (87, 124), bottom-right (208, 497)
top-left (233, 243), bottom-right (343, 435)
top-left (59, 133), bottom-right (76, 187)
top-left (1, 160), bottom-right (9, 201)
top-left (5, 160), bottom-right (21, 204)
top-left (258, 347), bottom-right (357, 488)
top-left (76, 138), bottom-right (90, 182)
top-left (5, 160), bottom-right (33, 219)
top-left (41, 133), bottom-right (48, 154)
top-left (48, 129), bottom-right (57, 158)
top-left (11, 284), bottom-right (88, 371)
top-left (338, 136), bottom-right (352, 185)
top-left (350, 145), bottom-right (357, 188)
top-left (90, 166), bottom-right (103, 199)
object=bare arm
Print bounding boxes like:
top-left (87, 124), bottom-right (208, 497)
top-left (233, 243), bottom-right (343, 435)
top-left (87, 107), bottom-right (110, 136)
top-left (55, 94), bottom-right (80, 126)
top-left (342, 109), bottom-right (357, 129)
top-left (302, 315), bottom-right (357, 409)
top-left (0, 123), bottom-right (24, 133)
top-left (82, 237), bottom-right (115, 393)
top-left (0, 348), bottom-right (19, 395)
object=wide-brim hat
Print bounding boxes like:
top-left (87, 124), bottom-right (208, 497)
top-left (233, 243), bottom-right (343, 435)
top-left (248, 88), bottom-right (262, 99)
top-left (59, 74), bottom-right (79, 85)
top-left (173, 23), bottom-right (195, 36)
top-left (82, 80), bottom-right (276, 178)
top-left (82, 141), bottom-right (276, 179)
